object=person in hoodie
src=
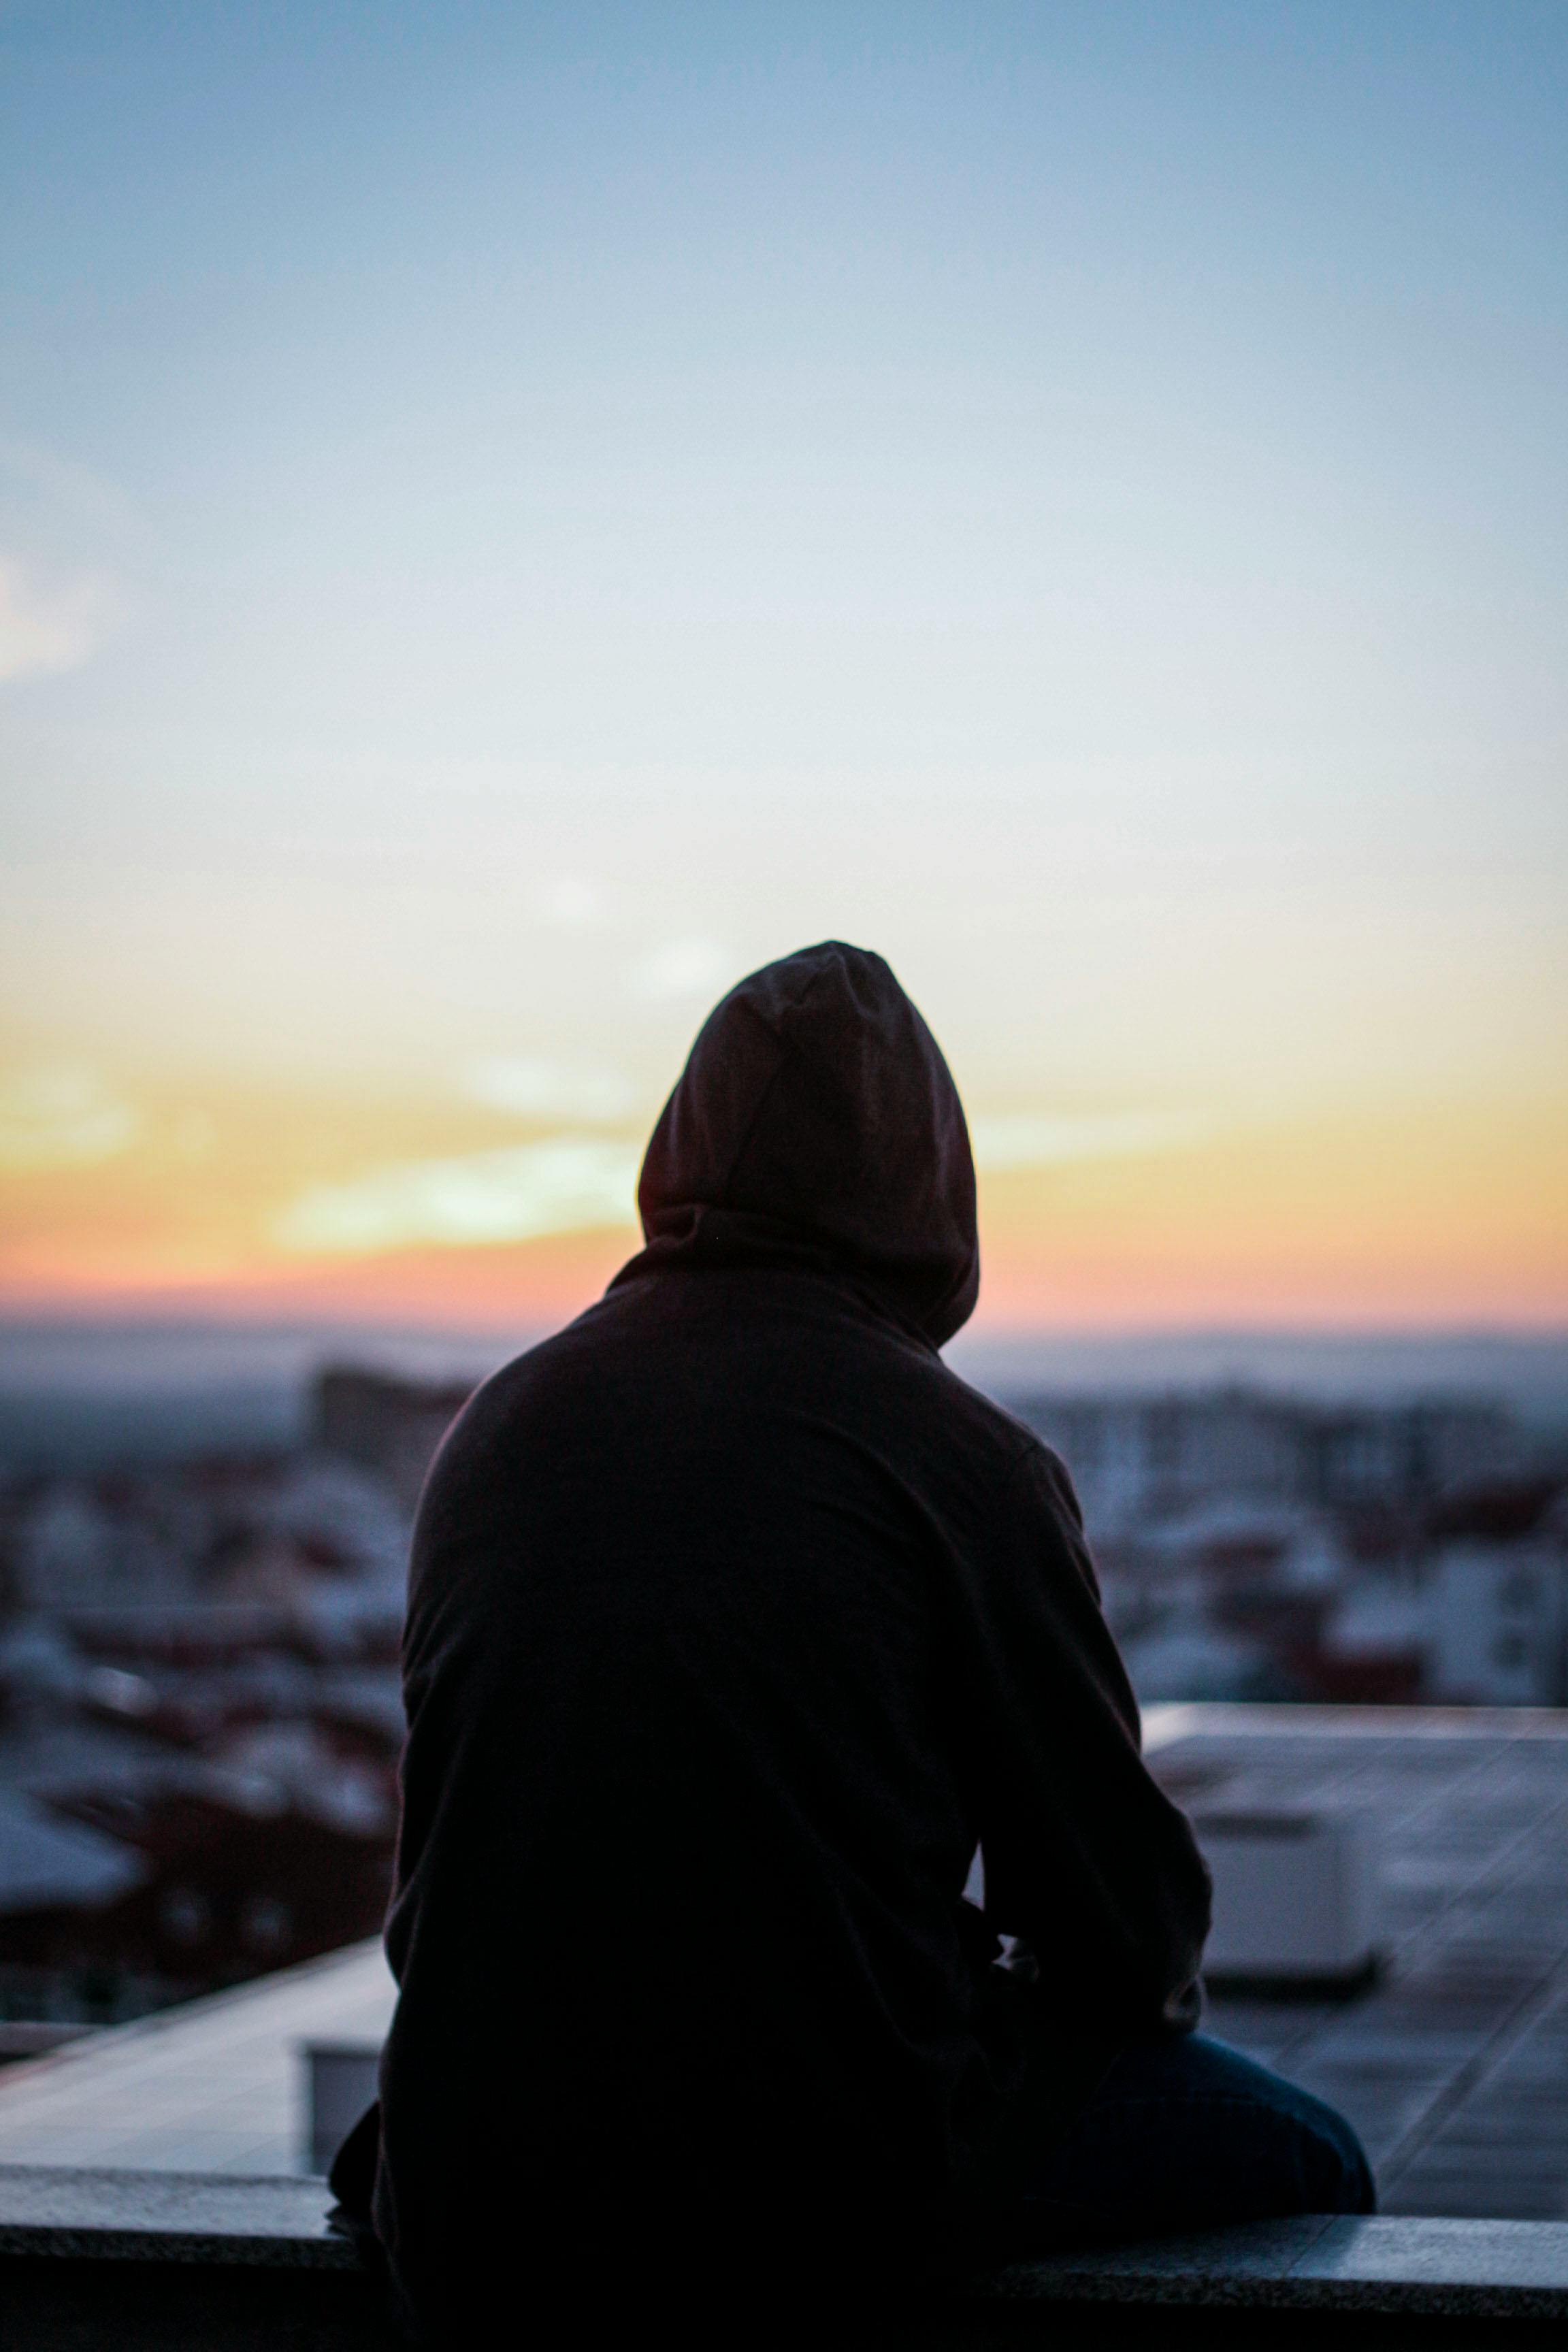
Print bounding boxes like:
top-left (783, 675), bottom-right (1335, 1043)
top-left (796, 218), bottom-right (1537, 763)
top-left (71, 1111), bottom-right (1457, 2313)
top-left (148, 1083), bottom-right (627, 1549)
top-left (349, 942), bottom-right (1371, 2342)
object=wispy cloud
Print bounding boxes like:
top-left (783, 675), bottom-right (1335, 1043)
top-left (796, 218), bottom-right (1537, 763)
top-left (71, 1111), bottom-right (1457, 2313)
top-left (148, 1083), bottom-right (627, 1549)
top-left (632, 937), bottom-right (735, 1001)
top-left (463, 1056), bottom-right (639, 1123)
top-left (968, 1112), bottom-right (1209, 1171)
top-left (0, 1069), bottom-right (141, 1170)
top-left (0, 555), bottom-right (116, 683)
top-left (267, 1106), bottom-right (1208, 1256)
top-left (274, 1137), bottom-right (641, 1255)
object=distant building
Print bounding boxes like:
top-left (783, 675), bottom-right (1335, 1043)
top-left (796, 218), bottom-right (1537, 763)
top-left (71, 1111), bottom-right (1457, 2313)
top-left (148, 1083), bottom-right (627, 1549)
top-left (1314, 1579), bottom-right (1427, 1705)
top-left (1424, 1482), bottom-right (1568, 1706)
top-left (1428, 1541), bottom-right (1565, 1705)
top-left (314, 1368), bottom-right (475, 1511)
top-left (1002, 1385), bottom-right (1554, 1710)
top-left (1310, 1400), bottom-right (1519, 1511)
top-left (1009, 1387), bottom-right (1518, 1533)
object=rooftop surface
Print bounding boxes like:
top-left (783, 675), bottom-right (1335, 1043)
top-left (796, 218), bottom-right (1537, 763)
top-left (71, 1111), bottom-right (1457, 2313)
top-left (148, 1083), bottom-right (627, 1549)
top-left (1154, 1705), bottom-right (1568, 2219)
top-left (0, 1938), bottom-right (392, 2174)
top-left (0, 1704), bottom-right (1563, 2212)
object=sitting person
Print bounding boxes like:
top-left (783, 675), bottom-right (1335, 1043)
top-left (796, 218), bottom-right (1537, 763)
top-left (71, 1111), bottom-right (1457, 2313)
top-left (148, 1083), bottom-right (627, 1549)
top-left (341, 941), bottom-right (1371, 2343)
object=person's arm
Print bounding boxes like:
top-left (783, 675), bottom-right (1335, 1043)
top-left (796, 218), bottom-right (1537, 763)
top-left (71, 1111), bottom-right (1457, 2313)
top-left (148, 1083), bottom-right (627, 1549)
top-left (948, 1437), bottom-right (1210, 2038)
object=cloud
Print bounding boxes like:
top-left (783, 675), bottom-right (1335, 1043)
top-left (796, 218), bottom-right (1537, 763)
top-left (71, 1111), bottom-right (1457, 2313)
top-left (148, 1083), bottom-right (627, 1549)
top-left (968, 1112), bottom-right (1209, 1171)
top-left (266, 1102), bottom-right (1209, 1257)
top-left (274, 1137), bottom-right (642, 1255)
top-left (0, 1069), bottom-right (140, 1170)
top-left (632, 937), bottom-right (735, 1001)
top-left (0, 555), bottom-right (116, 683)
top-left (463, 1057), bottom-right (638, 1123)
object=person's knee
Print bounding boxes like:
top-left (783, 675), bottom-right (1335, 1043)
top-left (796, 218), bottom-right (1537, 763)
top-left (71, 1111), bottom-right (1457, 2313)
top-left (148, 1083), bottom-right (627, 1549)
top-left (1177, 2039), bottom-right (1376, 2217)
top-left (1294, 2095), bottom-right (1376, 2215)
top-left (1153, 2038), bottom-right (1377, 2219)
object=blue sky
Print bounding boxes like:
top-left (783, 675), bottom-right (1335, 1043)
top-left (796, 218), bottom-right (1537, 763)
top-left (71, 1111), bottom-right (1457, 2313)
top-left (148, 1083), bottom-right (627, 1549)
top-left (6, 0), bottom-right (1563, 780)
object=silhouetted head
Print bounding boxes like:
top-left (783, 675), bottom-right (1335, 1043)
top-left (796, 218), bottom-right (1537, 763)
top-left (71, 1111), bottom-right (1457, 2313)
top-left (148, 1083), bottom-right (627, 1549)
top-left (617, 941), bottom-right (978, 1346)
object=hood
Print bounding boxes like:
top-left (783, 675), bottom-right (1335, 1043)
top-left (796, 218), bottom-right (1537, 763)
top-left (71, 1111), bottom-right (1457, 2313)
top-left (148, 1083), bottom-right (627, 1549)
top-left (612, 941), bottom-right (979, 1347)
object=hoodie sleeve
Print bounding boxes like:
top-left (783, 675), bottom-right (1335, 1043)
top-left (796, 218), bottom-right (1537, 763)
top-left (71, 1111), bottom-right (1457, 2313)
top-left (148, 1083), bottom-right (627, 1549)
top-left (951, 1437), bottom-right (1211, 2040)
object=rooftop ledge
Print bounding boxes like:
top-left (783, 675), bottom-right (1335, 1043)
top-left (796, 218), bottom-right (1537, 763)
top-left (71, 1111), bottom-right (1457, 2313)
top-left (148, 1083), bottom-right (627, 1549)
top-left (6, 2171), bottom-right (1568, 2348)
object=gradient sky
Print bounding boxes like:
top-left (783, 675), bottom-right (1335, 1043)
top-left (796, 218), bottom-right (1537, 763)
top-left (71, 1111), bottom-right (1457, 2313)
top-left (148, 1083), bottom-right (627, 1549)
top-left (1, 0), bottom-right (1565, 1331)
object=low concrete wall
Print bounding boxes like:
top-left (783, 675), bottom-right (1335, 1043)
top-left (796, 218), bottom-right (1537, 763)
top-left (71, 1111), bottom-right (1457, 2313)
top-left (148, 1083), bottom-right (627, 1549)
top-left (6, 2168), bottom-right (1568, 2347)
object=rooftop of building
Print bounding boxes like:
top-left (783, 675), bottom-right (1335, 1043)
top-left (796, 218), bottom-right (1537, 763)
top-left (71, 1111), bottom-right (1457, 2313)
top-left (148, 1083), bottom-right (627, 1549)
top-left (1156, 1704), bottom-right (1568, 2219)
top-left (0, 1937), bottom-right (393, 2174)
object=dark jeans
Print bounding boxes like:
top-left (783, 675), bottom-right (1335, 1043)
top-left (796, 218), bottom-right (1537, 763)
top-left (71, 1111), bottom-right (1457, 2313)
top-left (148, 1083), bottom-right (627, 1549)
top-left (998, 2031), bottom-right (1375, 2249)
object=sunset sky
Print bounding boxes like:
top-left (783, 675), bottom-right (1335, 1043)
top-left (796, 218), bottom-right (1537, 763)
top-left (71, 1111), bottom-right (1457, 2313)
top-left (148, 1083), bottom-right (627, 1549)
top-left (2, 1), bottom-right (1565, 1334)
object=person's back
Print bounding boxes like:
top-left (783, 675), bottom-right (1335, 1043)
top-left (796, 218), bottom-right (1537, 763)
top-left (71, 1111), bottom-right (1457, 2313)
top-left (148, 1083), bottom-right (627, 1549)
top-left (363, 943), bottom-right (1367, 2344)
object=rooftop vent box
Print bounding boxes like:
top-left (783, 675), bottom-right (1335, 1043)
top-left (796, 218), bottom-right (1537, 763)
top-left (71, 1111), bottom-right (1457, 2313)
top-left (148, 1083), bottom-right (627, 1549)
top-left (301, 2038), bottom-right (380, 2176)
top-left (1192, 1809), bottom-right (1375, 1995)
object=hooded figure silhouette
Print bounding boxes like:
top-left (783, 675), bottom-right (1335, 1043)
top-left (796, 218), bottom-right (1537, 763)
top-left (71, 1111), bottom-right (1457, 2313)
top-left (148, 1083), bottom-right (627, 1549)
top-left (367, 943), bottom-right (1210, 2342)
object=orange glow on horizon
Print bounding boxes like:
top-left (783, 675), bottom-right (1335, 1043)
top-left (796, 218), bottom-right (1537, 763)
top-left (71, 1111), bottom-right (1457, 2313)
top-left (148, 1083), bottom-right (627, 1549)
top-left (3, 1093), bottom-right (1563, 1335)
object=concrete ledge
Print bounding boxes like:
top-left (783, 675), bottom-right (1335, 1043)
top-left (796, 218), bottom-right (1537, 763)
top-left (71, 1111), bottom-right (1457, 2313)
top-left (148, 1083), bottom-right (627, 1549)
top-left (7, 2168), bottom-right (1568, 2344)
top-left (0, 2166), bottom-right (357, 2268)
top-left (0, 2170), bottom-right (382, 2352)
top-left (973, 2216), bottom-right (1568, 2322)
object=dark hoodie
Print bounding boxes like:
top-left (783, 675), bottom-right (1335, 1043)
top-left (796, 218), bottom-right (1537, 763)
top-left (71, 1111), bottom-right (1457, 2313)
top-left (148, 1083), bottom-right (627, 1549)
top-left (370, 943), bottom-right (1209, 2337)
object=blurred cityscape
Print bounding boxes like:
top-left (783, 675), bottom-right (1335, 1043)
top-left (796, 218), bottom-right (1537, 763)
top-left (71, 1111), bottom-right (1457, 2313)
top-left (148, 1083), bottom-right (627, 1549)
top-left (0, 1369), bottom-right (464, 2038)
top-left (0, 1352), bottom-right (1564, 2042)
top-left (1015, 1386), bottom-right (1568, 1710)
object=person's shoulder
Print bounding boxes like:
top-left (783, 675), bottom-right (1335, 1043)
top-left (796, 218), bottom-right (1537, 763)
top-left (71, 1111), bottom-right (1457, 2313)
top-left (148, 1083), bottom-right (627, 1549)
top-left (896, 1356), bottom-right (1085, 1532)
top-left (789, 1284), bottom-right (1041, 1462)
top-left (868, 1323), bottom-right (1015, 1441)
top-left (428, 1295), bottom-right (630, 1448)
top-left (934, 1363), bottom-right (1079, 1483)
top-left (917, 1352), bottom-right (1031, 1450)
